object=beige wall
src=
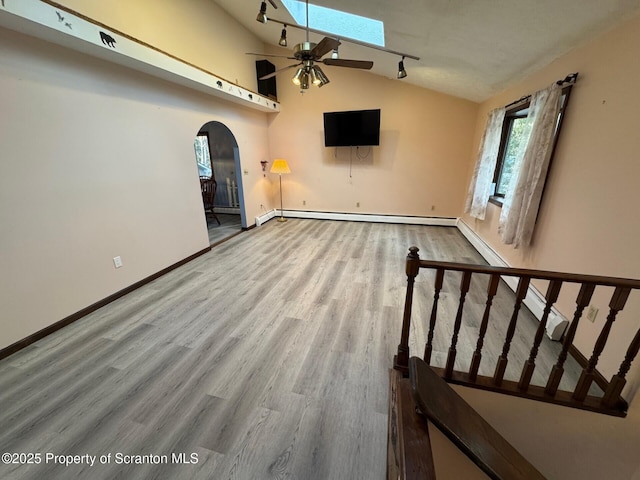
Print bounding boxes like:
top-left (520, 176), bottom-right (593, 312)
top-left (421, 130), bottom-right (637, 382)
top-left (0, 26), bottom-right (271, 350)
top-left (1, 3), bottom-right (639, 478)
top-left (267, 46), bottom-right (478, 217)
top-left (55, 0), bottom-right (264, 91)
top-left (461, 13), bottom-right (640, 400)
top-left (1, 1), bottom-right (480, 352)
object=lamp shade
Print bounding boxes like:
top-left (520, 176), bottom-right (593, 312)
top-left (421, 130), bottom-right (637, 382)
top-left (270, 159), bottom-right (291, 174)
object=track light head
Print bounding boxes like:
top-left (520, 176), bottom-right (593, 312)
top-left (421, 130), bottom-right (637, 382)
top-left (256, 1), bottom-right (268, 23)
top-left (279, 25), bottom-right (287, 46)
top-left (397, 56), bottom-right (408, 79)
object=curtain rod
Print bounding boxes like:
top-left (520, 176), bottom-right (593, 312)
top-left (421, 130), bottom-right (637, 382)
top-left (504, 72), bottom-right (579, 109)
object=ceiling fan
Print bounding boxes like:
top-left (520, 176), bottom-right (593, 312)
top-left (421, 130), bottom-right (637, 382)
top-left (247, 0), bottom-right (374, 88)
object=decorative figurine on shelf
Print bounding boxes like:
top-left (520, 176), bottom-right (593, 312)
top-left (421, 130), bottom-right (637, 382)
top-left (100, 32), bottom-right (116, 48)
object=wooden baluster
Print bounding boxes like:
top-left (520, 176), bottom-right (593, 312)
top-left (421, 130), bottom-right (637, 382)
top-left (469, 274), bottom-right (501, 382)
top-left (573, 286), bottom-right (632, 401)
top-left (424, 268), bottom-right (444, 364)
top-left (394, 247), bottom-right (421, 374)
top-left (518, 280), bottom-right (563, 391)
top-left (493, 276), bottom-right (530, 386)
top-left (444, 271), bottom-right (472, 379)
top-left (545, 283), bottom-right (595, 396)
top-left (602, 324), bottom-right (640, 408)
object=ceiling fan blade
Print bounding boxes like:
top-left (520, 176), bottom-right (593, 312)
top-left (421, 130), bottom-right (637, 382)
top-left (259, 63), bottom-right (302, 80)
top-left (322, 58), bottom-right (374, 70)
top-left (246, 52), bottom-right (296, 60)
top-left (310, 37), bottom-right (341, 59)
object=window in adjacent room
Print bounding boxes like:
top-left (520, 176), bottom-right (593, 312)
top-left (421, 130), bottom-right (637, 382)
top-left (491, 87), bottom-right (572, 203)
top-left (194, 133), bottom-right (212, 178)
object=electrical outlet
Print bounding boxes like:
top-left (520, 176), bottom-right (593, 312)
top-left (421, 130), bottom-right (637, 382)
top-left (113, 256), bottom-right (123, 269)
top-left (303, 200), bottom-right (306, 206)
top-left (356, 202), bottom-right (360, 207)
top-left (431, 205), bottom-right (436, 211)
top-left (586, 305), bottom-right (599, 323)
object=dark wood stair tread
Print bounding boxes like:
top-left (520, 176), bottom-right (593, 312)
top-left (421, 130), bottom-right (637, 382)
top-left (409, 357), bottom-right (547, 480)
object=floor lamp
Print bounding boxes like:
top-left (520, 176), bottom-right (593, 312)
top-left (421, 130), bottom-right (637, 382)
top-left (270, 159), bottom-right (291, 222)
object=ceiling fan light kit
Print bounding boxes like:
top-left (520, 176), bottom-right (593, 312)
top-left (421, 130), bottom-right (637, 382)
top-left (251, 0), bottom-right (418, 88)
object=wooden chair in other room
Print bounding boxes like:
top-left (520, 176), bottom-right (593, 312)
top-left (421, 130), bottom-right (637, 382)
top-left (200, 177), bottom-right (221, 225)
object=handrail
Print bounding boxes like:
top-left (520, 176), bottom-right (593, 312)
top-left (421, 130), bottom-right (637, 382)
top-left (417, 258), bottom-right (640, 289)
top-left (394, 246), bottom-right (640, 417)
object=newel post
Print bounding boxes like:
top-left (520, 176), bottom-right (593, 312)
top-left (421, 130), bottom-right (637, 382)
top-left (394, 246), bottom-right (421, 374)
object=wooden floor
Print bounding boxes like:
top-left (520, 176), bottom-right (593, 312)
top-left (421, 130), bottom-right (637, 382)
top-left (0, 219), bottom-right (593, 479)
top-left (206, 213), bottom-right (242, 245)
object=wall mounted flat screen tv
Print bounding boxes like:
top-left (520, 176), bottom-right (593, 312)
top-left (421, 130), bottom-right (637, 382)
top-left (323, 109), bottom-right (380, 147)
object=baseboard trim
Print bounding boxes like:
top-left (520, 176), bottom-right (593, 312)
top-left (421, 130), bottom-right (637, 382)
top-left (455, 219), bottom-right (609, 390)
top-left (277, 210), bottom-right (458, 226)
top-left (456, 219), bottom-right (509, 267)
top-left (0, 246), bottom-right (211, 361)
top-left (456, 218), bottom-right (570, 341)
top-left (255, 209), bottom-right (277, 226)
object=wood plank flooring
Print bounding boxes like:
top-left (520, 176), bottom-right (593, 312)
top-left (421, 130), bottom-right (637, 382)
top-left (0, 219), bottom-right (593, 479)
top-left (206, 213), bottom-right (242, 245)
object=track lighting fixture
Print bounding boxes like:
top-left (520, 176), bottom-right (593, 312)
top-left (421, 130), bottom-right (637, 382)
top-left (279, 24), bottom-right (287, 46)
top-left (251, 2), bottom-right (420, 87)
top-left (397, 56), bottom-right (407, 79)
top-left (256, 1), bottom-right (268, 24)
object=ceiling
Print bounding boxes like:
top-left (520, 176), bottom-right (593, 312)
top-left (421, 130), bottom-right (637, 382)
top-left (212, 0), bottom-right (640, 102)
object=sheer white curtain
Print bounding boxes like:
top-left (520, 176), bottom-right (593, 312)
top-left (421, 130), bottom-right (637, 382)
top-left (464, 107), bottom-right (506, 220)
top-left (499, 83), bottom-right (563, 248)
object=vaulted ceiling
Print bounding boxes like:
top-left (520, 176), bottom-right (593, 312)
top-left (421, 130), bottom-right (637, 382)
top-left (212, 0), bottom-right (640, 101)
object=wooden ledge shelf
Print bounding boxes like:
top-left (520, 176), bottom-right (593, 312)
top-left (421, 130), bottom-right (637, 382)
top-left (0, 0), bottom-right (280, 113)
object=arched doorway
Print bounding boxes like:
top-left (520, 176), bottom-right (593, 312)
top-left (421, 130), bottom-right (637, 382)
top-left (194, 121), bottom-right (247, 244)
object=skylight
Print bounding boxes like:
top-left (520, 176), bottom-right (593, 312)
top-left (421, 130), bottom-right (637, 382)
top-left (280, 0), bottom-right (385, 47)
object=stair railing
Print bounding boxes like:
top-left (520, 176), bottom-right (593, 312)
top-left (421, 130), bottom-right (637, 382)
top-left (394, 246), bottom-right (640, 417)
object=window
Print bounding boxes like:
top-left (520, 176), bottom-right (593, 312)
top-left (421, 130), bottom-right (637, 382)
top-left (491, 87), bottom-right (572, 202)
top-left (280, 0), bottom-right (385, 46)
top-left (194, 133), bottom-right (212, 178)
